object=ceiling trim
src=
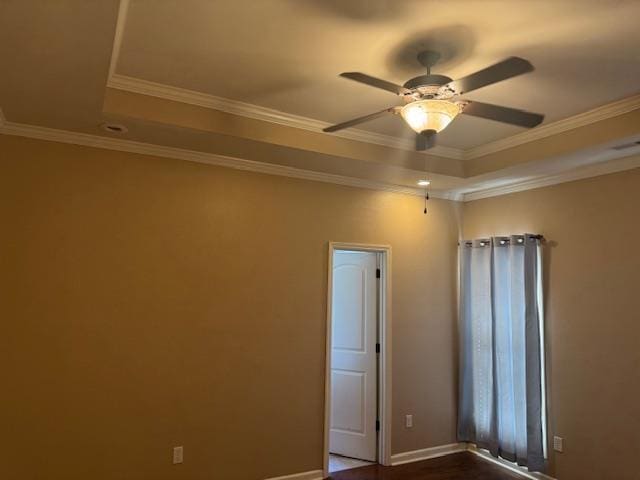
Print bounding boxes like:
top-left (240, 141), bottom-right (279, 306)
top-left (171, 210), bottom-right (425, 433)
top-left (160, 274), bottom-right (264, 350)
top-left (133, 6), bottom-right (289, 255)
top-left (2, 117), bottom-right (639, 203)
top-left (107, 74), bottom-right (464, 160)
top-left (107, 0), bottom-right (130, 79)
top-left (462, 153), bottom-right (640, 201)
top-left (107, 74), bottom-right (640, 162)
top-left (0, 119), bottom-right (460, 200)
top-left (465, 93), bottom-right (640, 158)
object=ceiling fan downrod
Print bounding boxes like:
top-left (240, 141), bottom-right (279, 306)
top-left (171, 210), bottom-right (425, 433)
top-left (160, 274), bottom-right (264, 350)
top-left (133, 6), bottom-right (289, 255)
top-left (417, 50), bottom-right (441, 76)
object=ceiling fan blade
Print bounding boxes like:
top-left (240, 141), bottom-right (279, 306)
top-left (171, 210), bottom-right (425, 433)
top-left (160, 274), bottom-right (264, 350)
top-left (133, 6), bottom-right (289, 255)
top-left (462, 101), bottom-right (544, 128)
top-left (340, 72), bottom-right (411, 96)
top-left (446, 57), bottom-right (534, 95)
top-left (323, 107), bottom-right (397, 132)
top-left (416, 130), bottom-right (437, 151)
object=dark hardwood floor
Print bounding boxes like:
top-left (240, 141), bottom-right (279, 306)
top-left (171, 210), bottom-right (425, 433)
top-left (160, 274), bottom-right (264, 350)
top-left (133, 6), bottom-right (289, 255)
top-left (329, 452), bottom-right (522, 480)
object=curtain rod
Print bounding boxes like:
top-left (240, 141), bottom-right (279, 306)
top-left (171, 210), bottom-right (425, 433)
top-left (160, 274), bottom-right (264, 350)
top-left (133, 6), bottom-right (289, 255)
top-left (458, 234), bottom-right (545, 247)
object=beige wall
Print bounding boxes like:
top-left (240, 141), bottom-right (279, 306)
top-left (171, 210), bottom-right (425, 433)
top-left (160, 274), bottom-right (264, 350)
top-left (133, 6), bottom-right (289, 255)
top-left (0, 134), bottom-right (460, 480)
top-left (6, 132), bottom-right (636, 480)
top-left (463, 168), bottom-right (640, 480)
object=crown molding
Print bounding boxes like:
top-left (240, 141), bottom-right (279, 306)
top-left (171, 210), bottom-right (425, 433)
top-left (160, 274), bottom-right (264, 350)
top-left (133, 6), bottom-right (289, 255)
top-left (461, 153), bottom-right (640, 201)
top-left (106, 74), bottom-right (464, 160)
top-left (3, 117), bottom-right (639, 203)
top-left (107, 75), bottom-right (640, 162)
top-left (107, 0), bottom-right (130, 79)
top-left (0, 119), bottom-right (462, 200)
top-left (465, 93), bottom-right (640, 159)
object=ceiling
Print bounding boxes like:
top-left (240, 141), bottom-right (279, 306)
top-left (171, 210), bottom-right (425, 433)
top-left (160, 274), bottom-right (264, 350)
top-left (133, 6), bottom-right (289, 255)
top-left (1, 0), bottom-right (640, 199)
top-left (117, 0), bottom-right (640, 149)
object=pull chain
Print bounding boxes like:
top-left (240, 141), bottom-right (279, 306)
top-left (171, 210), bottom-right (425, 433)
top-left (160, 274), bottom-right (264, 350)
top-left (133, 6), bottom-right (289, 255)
top-left (422, 152), bottom-right (430, 214)
top-left (423, 188), bottom-right (429, 214)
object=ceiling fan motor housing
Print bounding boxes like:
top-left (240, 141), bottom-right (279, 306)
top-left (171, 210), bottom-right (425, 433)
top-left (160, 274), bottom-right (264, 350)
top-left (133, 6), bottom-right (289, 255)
top-left (403, 74), bottom-right (455, 99)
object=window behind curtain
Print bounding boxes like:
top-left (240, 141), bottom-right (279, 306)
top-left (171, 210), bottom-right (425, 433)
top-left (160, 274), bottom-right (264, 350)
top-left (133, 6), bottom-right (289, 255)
top-left (458, 234), bottom-right (546, 472)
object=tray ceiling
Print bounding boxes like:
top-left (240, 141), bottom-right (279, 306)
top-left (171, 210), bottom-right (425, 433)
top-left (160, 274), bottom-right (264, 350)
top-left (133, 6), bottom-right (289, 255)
top-left (115, 0), bottom-right (640, 149)
top-left (1, 0), bottom-right (639, 199)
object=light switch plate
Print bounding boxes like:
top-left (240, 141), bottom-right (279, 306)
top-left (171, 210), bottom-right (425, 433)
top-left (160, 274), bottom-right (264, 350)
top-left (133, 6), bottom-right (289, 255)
top-left (405, 414), bottom-right (413, 428)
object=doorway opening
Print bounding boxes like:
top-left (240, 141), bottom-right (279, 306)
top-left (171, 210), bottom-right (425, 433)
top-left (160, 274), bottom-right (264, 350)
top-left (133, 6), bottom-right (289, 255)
top-left (323, 243), bottom-right (391, 477)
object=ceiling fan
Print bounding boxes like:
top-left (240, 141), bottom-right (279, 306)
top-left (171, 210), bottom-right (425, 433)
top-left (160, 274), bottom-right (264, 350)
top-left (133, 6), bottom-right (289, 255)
top-left (323, 51), bottom-right (544, 151)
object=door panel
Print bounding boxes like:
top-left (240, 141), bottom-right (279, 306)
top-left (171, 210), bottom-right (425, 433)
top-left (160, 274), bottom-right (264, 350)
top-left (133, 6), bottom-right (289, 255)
top-left (330, 251), bottom-right (377, 461)
top-left (330, 370), bottom-right (364, 434)
top-left (332, 266), bottom-right (365, 352)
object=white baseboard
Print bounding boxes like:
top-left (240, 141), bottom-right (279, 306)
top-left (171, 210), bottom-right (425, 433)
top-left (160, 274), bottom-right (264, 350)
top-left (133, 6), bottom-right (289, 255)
top-left (264, 469), bottom-right (324, 480)
top-left (467, 444), bottom-right (557, 480)
top-left (390, 442), bottom-right (467, 465)
top-left (268, 444), bottom-right (555, 480)
top-left (389, 443), bottom-right (557, 480)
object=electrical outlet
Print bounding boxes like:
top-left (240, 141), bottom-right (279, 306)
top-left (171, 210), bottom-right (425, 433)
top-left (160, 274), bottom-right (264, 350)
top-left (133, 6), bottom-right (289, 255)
top-left (405, 414), bottom-right (413, 428)
top-left (173, 446), bottom-right (184, 464)
top-left (553, 436), bottom-right (563, 453)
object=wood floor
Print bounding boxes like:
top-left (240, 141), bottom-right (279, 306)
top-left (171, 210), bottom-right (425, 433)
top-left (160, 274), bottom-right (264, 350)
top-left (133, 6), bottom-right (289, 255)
top-left (328, 452), bottom-right (523, 480)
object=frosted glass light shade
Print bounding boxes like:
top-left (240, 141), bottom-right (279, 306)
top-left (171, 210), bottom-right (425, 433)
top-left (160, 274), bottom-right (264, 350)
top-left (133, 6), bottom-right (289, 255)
top-left (400, 100), bottom-right (460, 133)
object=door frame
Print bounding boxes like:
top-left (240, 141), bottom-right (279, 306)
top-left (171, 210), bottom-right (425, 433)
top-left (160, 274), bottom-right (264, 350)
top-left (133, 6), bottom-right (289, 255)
top-left (323, 242), bottom-right (392, 478)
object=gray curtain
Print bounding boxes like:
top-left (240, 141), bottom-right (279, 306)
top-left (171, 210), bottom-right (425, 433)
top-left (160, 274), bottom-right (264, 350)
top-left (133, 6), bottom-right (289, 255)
top-left (458, 234), bottom-right (547, 472)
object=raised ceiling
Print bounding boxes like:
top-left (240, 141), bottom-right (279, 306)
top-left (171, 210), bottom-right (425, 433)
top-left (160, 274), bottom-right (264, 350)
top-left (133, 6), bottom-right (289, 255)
top-left (116, 0), bottom-right (640, 149)
top-left (1, 0), bottom-right (640, 199)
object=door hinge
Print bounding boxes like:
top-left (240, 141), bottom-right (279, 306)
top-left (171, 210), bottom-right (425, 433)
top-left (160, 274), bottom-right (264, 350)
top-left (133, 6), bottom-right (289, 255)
top-left (376, 420), bottom-right (380, 432)
top-left (375, 343), bottom-right (380, 354)
top-left (376, 268), bottom-right (380, 278)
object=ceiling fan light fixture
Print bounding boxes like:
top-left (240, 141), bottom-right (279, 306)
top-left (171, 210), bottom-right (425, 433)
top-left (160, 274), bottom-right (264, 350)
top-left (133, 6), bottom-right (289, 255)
top-left (400, 100), bottom-right (460, 134)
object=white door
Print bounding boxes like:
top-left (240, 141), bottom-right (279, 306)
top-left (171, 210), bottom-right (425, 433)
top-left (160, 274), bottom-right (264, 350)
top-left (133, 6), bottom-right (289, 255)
top-left (330, 250), bottom-right (378, 461)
